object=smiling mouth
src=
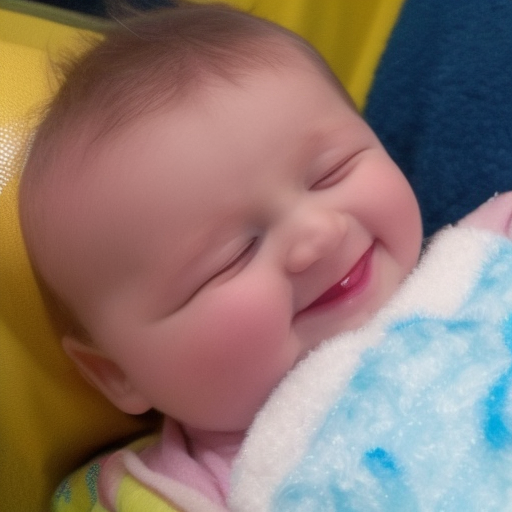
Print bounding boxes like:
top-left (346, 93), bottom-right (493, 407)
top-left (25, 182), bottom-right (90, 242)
top-left (301, 244), bottom-right (375, 313)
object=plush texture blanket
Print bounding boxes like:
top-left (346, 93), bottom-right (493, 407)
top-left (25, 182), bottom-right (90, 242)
top-left (364, 0), bottom-right (512, 237)
top-left (230, 226), bottom-right (512, 511)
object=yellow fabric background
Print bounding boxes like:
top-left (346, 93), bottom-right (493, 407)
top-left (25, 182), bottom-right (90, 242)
top-left (0, 8), bottom-right (157, 512)
top-left (0, 1), bottom-right (405, 510)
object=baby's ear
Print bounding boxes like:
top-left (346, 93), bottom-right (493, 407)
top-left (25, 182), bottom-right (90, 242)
top-left (62, 335), bottom-right (151, 415)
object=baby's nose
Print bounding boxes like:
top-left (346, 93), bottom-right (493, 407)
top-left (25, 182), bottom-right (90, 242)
top-left (285, 208), bottom-right (347, 274)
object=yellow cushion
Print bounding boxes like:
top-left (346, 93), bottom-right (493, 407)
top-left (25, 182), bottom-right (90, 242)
top-left (0, 2), bottom-right (404, 511)
top-left (0, 7), bottom-right (157, 512)
top-left (228, 0), bottom-right (406, 110)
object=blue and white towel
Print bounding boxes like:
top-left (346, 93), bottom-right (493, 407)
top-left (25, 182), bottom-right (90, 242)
top-left (230, 227), bottom-right (512, 512)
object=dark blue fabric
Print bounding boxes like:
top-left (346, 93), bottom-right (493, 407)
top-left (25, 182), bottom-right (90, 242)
top-left (364, 0), bottom-right (512, 237)
top-left (32, 0), bottom-right (175, 17)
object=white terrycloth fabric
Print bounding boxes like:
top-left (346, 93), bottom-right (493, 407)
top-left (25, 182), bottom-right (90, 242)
top-left (230, 226), bottom-right (512, 512)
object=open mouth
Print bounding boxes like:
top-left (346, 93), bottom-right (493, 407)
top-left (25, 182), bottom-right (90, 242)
top-left (301, 243), bottom-right (375, 313)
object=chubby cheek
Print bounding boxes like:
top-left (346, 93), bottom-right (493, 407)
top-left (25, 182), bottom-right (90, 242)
top-left (362, 162), bottom-right (422, 270)
top-left (139, 274), bottom-right (296, 430)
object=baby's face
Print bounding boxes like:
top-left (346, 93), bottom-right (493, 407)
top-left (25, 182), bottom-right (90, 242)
top-left (57, 60), bottom-right (422, 432)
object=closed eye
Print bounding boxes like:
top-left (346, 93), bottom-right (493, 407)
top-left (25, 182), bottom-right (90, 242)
top-left (208, 238), bottom-right (257, 282)
top-left (311, 149), bottom-right (365, 191)
top-left (310, 165), bottom-right (346, 190)
top-left (171, 238), bottom-right (258, 313)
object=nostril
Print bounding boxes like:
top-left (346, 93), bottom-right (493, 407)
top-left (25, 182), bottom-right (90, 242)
top-left (287, 242), bottom-right (326, 274)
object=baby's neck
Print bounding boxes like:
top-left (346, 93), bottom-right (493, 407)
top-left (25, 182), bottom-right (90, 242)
top-left (183, 422), bottom-right (246, 468)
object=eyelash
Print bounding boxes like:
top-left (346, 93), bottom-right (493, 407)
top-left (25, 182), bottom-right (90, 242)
top-left (211, 238), bottom-right (257, 280)
top-left (312, 149), bottom-right (365, 190)
top-left (178, 239), bottom-right (257, 309)
top-left (311, 164), bottom-right (345, 190)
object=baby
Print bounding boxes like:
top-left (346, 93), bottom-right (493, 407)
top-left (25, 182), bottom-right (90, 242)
top-left (17, 2), bottom-right (486, 511)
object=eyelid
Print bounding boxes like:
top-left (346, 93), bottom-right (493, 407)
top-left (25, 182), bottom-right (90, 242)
top-left (171, 238), bottom-right (257, 314)
top-left (212, 237), bottom-right (257, 279)
top-left (310, 149), bottom-right (364, 190)
top-left (310, 164), bottom-right (345, 190)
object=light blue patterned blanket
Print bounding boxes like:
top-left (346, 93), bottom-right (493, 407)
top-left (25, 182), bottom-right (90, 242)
top-left (230, 226), bottom-right (512, 512)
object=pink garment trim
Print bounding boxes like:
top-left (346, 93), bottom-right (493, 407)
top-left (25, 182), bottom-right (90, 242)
top-left (123, 450), bottom-right (229, 512)
top-left (140, 418), bottom-right (244, 507)
top-left (96, 438), bottom-right (230, 512)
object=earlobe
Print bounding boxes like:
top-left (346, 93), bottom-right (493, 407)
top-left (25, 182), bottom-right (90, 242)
top-left (62, 335), bottom-right (152, 415)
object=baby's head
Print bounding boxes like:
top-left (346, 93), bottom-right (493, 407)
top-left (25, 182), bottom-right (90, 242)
top-left (19, 3), bottom-right (422, 433)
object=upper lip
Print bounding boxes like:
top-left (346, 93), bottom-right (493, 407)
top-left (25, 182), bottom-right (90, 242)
top-left (296, 243), bottom-right (374, 315)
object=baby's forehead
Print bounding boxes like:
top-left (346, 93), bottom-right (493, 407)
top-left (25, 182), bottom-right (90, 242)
top-left (105, 57), bottom-right (350, 179)
top-left (60, 56), bottom-right (350, 205)
top-left (48, 53), bottom-right (350, 226)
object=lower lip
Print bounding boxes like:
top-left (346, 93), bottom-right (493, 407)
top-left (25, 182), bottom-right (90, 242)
top-left (302, 244), bottom-right (374, 313)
